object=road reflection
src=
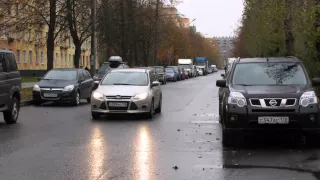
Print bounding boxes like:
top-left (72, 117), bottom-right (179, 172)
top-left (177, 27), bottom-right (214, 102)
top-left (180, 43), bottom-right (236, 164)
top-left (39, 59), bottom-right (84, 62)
top-left (134, 125), bottom-right (153, 180)
top-left (88, 126), bottom-right (106, 180)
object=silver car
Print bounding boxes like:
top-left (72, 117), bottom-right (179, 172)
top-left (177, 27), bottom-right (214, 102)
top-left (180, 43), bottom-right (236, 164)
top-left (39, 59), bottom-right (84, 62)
top-left (91, 68), bottom-right (162, 119)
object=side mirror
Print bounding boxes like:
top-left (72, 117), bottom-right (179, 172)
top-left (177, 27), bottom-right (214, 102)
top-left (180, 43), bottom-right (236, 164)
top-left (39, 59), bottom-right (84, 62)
top-left (312, 78), bottom-right (320, 86)
top-left (216, 79), bottom-right (227, 87)
top-left (221, 73), bottom-right (225, 77)
top-left (37, 77), bottom-right (42, 81)
top-left (151, 81), bottom-right (160, 87)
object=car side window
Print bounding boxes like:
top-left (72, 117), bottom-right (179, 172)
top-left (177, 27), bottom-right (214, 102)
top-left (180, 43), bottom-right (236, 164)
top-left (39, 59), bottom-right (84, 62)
top-left (0, 54), bottom-right (8, 73)
top-left (79, 70), bottom-right (85, 81)
top-left (84, 70), bottom-right (91, 79)
top-left (6, 53), bottom-right (18, 72)
top-left (149, 71), bottom-right (155, 83)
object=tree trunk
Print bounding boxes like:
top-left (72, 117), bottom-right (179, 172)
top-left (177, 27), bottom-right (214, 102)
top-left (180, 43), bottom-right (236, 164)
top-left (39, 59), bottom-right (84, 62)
top-left (120, 0), bottom-right (126, 60)
top-left (284, 0), bottom-right (295, 56)
top-left (74, 43), bottom-right (81, 68)
top-left (315, 0), bottom-right (320, 60)
top-left (46, 0), bottom-right (57, 71)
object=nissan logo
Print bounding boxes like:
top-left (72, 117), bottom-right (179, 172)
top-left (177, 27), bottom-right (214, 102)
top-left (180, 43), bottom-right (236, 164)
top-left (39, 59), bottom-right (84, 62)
top-left (116, 95), bottom-right (121, 99)
top-left (269, 99), bottom-right (277, 106)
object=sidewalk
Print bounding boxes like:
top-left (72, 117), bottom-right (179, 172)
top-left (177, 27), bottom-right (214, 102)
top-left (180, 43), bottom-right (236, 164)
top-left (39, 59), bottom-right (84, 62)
top-left (22, 82), bottom-right (37, 88)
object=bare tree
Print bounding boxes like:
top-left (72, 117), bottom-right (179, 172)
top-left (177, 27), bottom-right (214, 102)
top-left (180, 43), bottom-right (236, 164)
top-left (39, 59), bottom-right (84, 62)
top-left (65, 0), bottom-right (92, 68)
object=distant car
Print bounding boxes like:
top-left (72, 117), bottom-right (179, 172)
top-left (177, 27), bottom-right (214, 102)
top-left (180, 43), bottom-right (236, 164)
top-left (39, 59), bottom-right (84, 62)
top-left (0, 50), bottom-right (21, 124)
top-left (217, 57), bottom-right (320, 147)
top-left (165, 67), bottom-right (178, 82)
top-left (93, 56), bottom-right (129, 82)
top-left (150, 66), bottom-right (166, 84)
top-left (33, 68), bottom-right (94, 106)
top-left (167, 66), bottom-right (181, 80)
top-left (178, 66), bottom-right (185, 80)
top-left (91, 68), bottom-right (162, 119)
top-left (197, 68), bottom-right (203, 76)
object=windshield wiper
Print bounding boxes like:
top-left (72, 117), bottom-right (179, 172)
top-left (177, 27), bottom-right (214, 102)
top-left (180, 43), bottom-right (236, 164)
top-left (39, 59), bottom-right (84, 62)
top-left (112, 83), bottom-right (131, 85)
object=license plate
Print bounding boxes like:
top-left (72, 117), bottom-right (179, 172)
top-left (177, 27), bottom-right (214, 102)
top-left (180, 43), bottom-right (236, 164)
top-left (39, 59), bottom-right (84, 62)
top-left (108, 102), bottom-right (127, 107)
top-left (43, 93), bottom-right (58, 98)
top-left (258, 117), bottom-right (289, 124)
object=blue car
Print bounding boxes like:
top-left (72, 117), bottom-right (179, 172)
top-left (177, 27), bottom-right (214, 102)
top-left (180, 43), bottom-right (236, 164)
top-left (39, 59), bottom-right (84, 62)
top-left (165, 67), bottom-right (178, 82)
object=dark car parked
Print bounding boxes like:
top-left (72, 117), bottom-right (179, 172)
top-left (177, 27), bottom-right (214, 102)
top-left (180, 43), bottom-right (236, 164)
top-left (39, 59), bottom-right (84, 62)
top-left (151, 66), bottom-right (166, 84)
top-left (93, 56), bottom-right (129, 82)
top-left (0, 50), bottom-right (21, 124)
top-left (33, 68), bottom-right (94, 106)
top-left (216, 57), bottom-right (320, 147)
top-left (165, 67), bottom-right (178, 82)
top-left (167, 66), bottom-right (182, 80)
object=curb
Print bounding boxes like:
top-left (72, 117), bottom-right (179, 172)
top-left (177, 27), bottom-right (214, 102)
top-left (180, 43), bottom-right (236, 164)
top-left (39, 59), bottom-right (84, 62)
top-left (21, 100), bottom-right (33, 107)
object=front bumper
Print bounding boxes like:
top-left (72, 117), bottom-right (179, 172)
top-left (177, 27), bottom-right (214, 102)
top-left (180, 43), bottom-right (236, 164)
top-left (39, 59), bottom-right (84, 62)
top-left (166, 75), bottom-right (175, 81)
top-left (224, 104), bottom-right (320, 131)
top-left (33, 90), bottom-right (75, 103)
top-left (91, 96), bottom-right (152, 114)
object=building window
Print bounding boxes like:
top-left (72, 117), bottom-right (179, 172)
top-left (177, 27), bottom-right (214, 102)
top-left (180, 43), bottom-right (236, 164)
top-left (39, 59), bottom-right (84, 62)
top-left (28, 29), bottom-right (32, 41)
top-left (23, 50), bottom-right (26, 63)
top-left (35, 50), bottom-right (39, 64)
top-left (16, 50), bottom-right (20, 63)
top-left (23, 30), bottom-right (26, 40)
top-left (41, 52), bottom-right (44, 64)
top-left (56, 53), bottom-right (59, 64)
top-left (86, 56), bottom-right (89, 66)
top-left (61, 53), bottom-right (63, 65)
top-left (16, 31), bottom-right (20, 39)
top-left (68, 54), bottom-right (71, 65)
top-left (63, 53), bottom-right (68, 65)
top-left (29, 51), bottom-right (32, 64)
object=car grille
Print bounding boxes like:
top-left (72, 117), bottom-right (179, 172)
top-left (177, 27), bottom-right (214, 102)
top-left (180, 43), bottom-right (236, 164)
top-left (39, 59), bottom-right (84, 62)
top-left (106, 96), bottom-right (132, 99)
top-left (249, 98), bottom-right (296, 107)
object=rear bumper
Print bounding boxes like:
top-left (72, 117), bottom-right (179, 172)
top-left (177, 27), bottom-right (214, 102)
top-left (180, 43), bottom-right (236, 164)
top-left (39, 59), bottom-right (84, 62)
top-left (224, 104), bottom-right (320, 131)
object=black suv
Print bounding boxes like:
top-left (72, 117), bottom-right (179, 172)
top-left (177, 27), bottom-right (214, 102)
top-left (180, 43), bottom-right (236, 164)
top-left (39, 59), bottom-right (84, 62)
top-left (216, 57), bottom-right (320, 146)
top-left (0, 50), bottom-right (21, 124)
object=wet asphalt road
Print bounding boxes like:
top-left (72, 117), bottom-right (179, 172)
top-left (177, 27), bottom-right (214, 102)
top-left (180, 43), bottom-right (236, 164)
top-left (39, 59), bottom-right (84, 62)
top-left (1, 71), bottom-right (320, 180)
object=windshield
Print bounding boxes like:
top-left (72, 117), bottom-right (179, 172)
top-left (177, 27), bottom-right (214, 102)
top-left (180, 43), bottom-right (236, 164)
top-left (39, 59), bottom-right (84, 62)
top-left (98, 64), bottom-right (110, 74)
top-left (155, 68), bottom-right (164, 73)
top-left (195, 62), bottom-right (205, 66)
top-left (101, 71), bottom-right (148, 86)
top-left (232, 62), bottom-right (308, 85)
top-left (165, 68), bottom-right (174, 72)
top-left (43, 70), bottom-right (78, 81)
top-left (180, 64), bottom-right (192, 69)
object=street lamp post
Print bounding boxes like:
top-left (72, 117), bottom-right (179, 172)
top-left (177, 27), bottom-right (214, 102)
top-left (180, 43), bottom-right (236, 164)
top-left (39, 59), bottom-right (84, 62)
top-left (184, 18), bottom-right (196, 58)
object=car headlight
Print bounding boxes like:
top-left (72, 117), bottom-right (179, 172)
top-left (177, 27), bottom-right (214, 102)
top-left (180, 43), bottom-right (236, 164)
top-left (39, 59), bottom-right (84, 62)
top-left (134, 92), bottom-right (148, 100)
top-left (228, 92), bottom-right (247, 107)
top-left (299, 91), bottom-right (318, 107)
top-left (33, 84), bottom-right (40, 91)
top-left (63, 85), bottom-right (74, 91)
top-left (92, 91), bottom-right (104, 100)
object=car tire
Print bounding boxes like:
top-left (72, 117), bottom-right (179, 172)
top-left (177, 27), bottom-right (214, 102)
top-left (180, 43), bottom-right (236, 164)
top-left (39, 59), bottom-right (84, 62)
top-left (3, 96), bottom-right (19, 124)
top-left (91, 112), bottom-right (101, 119)
top-left (72, 91), bottom-right (80, 106)
top-left (155, 95), bottom-right (162, 114)
top-left (147, 99), bottom-right (154, 119)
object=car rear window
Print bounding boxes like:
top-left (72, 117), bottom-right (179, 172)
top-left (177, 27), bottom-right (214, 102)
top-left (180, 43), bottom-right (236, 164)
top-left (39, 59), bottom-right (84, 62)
top-left (232, 62), bottom-right (308, 85)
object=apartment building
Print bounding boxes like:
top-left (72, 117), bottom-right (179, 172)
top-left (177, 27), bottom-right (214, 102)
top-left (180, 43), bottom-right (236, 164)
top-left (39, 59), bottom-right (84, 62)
top-left (213, 36), bottom-right (235, 62)
top-left (0, 2), bottom-right (95, 73)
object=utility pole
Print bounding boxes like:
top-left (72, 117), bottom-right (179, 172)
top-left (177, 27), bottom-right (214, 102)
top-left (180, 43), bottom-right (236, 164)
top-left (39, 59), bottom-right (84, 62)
top-left (153, 0), bottom-right (160, 65)
top-left (90, 0), bottom-right (97, 75)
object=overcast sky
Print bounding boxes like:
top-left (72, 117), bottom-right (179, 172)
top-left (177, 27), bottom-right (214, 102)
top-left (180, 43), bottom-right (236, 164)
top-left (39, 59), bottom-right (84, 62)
top-left (176, 0), bottom-right (244, 37)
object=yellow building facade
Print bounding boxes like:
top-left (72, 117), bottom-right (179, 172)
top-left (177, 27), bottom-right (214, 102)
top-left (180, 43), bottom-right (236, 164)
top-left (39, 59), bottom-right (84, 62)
top-left (0, 25), bottom-right (93, 70)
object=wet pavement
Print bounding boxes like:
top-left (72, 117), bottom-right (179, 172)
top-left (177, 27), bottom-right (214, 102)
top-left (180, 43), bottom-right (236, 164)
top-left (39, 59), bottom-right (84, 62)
top-left (0, 71), bottom-right (320, 180)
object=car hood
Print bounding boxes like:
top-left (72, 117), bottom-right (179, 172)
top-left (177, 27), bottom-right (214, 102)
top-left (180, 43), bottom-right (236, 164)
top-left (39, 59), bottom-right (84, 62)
top-left (38, 79), bottom-right (77, 88)
top-left (230, 84), bottom-right (311, 97)
top-left (96, 85), bottom-right (149, 96)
